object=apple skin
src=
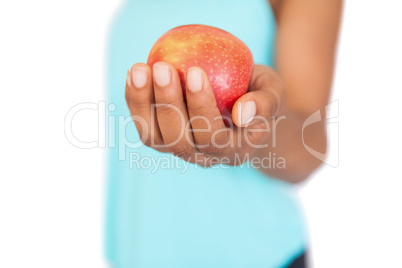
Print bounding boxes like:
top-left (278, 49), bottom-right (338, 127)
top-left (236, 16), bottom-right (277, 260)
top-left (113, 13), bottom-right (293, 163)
top-left (147, 24), bottom-right (254, 125)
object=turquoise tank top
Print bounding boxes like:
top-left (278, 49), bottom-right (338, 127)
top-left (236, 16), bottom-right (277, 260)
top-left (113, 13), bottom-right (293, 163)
top-left (106, 1), bottom-right (306, 267)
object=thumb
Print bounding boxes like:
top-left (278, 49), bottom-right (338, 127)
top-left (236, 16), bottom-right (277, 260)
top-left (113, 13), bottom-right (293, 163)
top-left (231, 89), bottom-right (281, 127)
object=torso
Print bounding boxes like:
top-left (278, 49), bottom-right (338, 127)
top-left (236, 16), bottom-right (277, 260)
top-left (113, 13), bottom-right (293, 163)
top-left (105, 1), bottom-right (305, 267)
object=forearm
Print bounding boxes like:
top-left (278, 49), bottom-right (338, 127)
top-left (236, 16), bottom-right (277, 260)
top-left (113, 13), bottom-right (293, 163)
top-left (254, 0), bottom-right (342, 183)
top-left (252, 105), bottom-right (327, 183)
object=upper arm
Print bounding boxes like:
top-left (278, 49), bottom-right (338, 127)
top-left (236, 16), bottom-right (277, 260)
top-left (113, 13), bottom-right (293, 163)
top-left (274, 0), bottom-right (343, 115)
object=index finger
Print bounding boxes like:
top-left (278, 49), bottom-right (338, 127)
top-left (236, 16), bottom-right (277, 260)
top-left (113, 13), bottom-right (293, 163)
top-left (185, 67), bottom-right (230, 154)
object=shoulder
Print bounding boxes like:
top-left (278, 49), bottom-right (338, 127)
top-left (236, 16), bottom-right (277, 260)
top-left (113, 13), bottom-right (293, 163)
top-left (268, 0), bottom-right (281, 21)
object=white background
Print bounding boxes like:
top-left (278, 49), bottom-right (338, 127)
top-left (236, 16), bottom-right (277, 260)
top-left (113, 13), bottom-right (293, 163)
top-left (0, 0), bottom-right (401, 267)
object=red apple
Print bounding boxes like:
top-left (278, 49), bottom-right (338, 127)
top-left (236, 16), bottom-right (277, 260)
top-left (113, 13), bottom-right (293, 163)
top-left (147, 24), bottom-right (254, 125)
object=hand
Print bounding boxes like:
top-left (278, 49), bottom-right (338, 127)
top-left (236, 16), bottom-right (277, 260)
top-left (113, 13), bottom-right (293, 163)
top-left (125, 62), bottom-right (286, 167)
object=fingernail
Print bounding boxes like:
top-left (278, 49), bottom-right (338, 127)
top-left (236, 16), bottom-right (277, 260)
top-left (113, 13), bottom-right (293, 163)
top-left (153, 64), bottom-right (171, 87)
top-left (132, 66), bottom-right (148, 88)
top-left (126, 69), bottom-right (132, 87)
top-left (187, 67), bottom-right (203, 92)
top-left (239, 101), bottom-right (256, 125)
